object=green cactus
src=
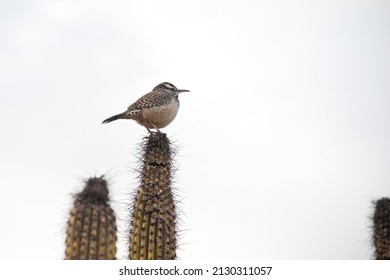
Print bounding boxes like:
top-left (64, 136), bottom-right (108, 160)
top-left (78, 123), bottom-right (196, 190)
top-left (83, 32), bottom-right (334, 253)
top-left (65, 176), bottom-right (117, 260)
top-left (373, 197), bottom-right (390, 260)
top-left (129, 132), bottom-right (177, 260)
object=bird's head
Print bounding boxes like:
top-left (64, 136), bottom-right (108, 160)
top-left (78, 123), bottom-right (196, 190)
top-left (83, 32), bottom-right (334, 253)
top-left (154, 82), bottom-right (190, 97)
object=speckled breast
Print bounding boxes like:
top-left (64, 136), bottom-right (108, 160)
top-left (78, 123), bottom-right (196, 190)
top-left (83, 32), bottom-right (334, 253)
top-left (137, 100), bottom-right (180, 129)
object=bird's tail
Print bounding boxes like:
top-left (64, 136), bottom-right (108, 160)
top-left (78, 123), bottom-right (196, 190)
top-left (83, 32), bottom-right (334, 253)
top-left (102, 112), bottom-right (126, 124)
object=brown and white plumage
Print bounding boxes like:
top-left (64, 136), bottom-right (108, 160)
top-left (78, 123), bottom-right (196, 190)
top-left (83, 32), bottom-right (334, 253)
top-left (102, 82), bottom-right (189, 132)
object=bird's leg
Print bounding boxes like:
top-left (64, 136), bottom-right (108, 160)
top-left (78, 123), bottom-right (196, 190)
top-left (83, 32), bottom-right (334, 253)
top-left (151, 122), bottom-right (162, 133)
top-left (147, 122), bottom-right (161, 134)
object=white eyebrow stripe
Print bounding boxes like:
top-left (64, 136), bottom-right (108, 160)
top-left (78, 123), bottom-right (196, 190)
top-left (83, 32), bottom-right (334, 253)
top-left (164, 83), bottom-right (176, 89)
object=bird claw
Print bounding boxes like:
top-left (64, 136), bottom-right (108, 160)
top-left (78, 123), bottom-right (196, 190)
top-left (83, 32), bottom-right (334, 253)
top-left (147, 128), bottom-right (162, 135)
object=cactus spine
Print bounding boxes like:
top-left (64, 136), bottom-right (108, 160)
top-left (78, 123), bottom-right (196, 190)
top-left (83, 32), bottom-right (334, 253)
top-left (129, 132), bottom-right (177, 260)
top-left (373, 197), bottom-right (390, 260)
top-left (65, 176), bottom-right (117, 260)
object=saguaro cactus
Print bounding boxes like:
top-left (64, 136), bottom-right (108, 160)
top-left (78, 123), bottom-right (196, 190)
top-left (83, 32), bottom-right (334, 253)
top-left (373, 197), bottom-right (390, 260)
top-left (65, 176), bottom-right (117, 260)
top-left (129, 132), bottom-right (177, 260)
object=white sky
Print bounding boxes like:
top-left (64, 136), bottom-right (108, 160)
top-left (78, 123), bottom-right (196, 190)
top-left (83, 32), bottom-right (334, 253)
top-left (1, 0), bottom-right (390, 259)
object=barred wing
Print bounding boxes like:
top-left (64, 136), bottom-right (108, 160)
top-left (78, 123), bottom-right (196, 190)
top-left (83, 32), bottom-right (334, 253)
top-left (127, 91), bottom-right (172, 110)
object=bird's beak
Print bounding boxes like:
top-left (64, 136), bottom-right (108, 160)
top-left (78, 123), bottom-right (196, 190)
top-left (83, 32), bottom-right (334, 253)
top-left (176, 89), bottom-right (190, 93)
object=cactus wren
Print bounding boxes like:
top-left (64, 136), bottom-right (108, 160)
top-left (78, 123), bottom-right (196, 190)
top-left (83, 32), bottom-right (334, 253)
top-left (102, 82), bottom-right (189, 132)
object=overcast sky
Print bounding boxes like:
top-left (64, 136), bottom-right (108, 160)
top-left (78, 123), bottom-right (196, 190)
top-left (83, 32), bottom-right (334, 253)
top-left (1, 0), bottom-right (390, 259)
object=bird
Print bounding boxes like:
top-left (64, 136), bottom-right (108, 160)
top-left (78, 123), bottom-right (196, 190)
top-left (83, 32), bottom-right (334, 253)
top-left (102, 82), bottom-right (189, 132)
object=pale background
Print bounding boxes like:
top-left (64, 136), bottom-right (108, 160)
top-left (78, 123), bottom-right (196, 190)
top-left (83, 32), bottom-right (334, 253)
top-left (1, 0), bottom-right (389, 259)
